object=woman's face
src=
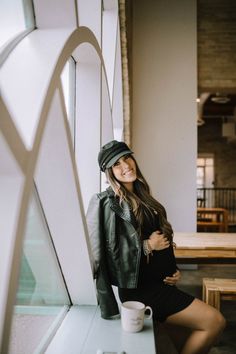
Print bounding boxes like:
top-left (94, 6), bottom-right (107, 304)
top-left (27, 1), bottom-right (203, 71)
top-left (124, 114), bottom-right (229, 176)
top-left (112, 154), bottom-right (137, 191)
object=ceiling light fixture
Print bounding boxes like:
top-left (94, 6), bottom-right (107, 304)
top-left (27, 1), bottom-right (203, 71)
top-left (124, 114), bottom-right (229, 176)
top-left (211, 93), bottom-right (231, 104)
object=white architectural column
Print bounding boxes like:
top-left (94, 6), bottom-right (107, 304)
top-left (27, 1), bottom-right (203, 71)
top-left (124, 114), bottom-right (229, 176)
top-left (132, 0), bottom-right (197, 232)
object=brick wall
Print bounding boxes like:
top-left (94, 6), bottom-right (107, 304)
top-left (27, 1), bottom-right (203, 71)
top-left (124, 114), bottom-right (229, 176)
top-left (198, 0), bottom-right (236, 187)
top-left (198, 0), bottom-right (236, 92)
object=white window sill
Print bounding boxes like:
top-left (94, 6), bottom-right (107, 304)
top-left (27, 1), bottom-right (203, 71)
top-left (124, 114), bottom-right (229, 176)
top-left (45, 305), bottom-right (156, 354)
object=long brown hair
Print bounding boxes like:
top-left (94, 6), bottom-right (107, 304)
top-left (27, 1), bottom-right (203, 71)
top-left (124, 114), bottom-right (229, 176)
top-left (105, 155), bottom-right (174, 243)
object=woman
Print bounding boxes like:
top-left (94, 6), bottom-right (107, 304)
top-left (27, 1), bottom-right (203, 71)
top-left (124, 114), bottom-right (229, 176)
top-left (86, 140), bottom-right (225, 354)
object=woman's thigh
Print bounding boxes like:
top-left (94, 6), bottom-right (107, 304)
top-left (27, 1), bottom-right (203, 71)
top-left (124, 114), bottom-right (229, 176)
top-left (165, 298), bottom-right (223, 331)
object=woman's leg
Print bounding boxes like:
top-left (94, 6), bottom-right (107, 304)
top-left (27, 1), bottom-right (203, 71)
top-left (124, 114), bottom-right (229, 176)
top-left (165, 298), bottom-right (226, 354)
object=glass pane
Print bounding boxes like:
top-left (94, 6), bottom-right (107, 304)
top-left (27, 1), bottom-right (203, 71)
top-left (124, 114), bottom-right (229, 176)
top-left (9, 188), bottom-right (70, 354)
top-left (0, 0), bottom-right (26, 48)
top-left (61, 61), bottom-right (70, 116)
top-left (197, 158), bottom-right (205, 166)
top-left (205, 158), bottom-right (213, 166)
top-left (61, 58), bottom-right (75, 144)
top-left (197, 166), bottom-right (204, 188)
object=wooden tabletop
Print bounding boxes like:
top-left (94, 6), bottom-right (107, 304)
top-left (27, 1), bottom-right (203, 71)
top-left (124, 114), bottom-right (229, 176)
top-left (197, 207), bottom-right (228, 212)
top-left (174, 232), bottom-right (236, 263)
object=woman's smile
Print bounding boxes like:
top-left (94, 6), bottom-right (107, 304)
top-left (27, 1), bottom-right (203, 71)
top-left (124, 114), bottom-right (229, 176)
top-left (112, 155), bottom-right (137, 191)
top-left (122, 168), bottom-right (135, 176)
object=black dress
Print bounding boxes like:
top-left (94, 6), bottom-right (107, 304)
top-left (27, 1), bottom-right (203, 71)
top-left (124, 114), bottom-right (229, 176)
top-left (118, 208), bottom-right (194, 322)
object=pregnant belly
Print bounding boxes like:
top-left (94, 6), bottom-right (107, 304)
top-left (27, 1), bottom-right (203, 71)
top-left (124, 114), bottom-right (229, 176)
top-left (139, 248), bottom-right (177, 286)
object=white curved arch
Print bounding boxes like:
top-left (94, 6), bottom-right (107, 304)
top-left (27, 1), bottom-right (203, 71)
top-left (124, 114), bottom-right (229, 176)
top-left (1, 25), bottom-right (118, 351)
top-left (0, 97), bottom-right (28, 172)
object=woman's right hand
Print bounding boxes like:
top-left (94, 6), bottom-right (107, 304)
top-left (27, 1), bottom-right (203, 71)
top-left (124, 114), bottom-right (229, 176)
top-left (148, 230), bottom-right (170, 251)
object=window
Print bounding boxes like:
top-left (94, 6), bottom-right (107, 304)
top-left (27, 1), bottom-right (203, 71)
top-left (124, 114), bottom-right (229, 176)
top-left (0, 0), bottom-right (123, 351)
top-left (8, 189), bottom-right (70, 354)
top-left (61, 58), bottom-right (76, 146)
top-left (197, 155), bottom-right (214, 188)
top-left (197, 155), bottom-right (214, 206)
top-left (0, 0), bottom-right (34, 50)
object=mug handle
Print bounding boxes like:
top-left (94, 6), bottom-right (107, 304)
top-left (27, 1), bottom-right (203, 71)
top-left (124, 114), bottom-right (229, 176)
top-left (144, 306), bottom-right (153, 319)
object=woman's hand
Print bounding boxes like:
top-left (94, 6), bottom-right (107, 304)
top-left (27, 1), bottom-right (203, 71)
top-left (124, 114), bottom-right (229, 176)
top-left (148, 230), bottom-right (170, 251)
top-left (163, 269), bottom-right (181, 286)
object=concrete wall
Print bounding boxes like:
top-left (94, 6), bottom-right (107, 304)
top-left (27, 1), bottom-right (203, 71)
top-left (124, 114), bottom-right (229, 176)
top-left (132, 0), bottom-right (197, 232)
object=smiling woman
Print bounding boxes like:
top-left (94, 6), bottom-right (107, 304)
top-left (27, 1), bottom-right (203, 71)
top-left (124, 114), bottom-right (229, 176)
top-left (112, 154), bottom-right (137, 191)
top-left (86, 139), bottom-right (226, 354)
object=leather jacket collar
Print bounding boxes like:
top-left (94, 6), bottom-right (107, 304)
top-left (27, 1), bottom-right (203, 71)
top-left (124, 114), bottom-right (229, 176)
top-left (106, 187), bottom-right (137, 228)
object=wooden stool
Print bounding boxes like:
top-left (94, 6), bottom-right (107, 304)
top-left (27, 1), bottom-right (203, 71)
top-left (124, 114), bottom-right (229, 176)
top-left (202, 277), bottom-right (236, 310)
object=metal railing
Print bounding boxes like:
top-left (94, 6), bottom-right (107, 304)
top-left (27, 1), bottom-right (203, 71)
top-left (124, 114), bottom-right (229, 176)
top-left (197, 188), bottom-right (236, 225)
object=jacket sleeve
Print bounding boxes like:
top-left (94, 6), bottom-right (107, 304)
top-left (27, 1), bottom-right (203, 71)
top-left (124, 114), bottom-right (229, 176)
top-left (86, 194), bottom-right (119, 319)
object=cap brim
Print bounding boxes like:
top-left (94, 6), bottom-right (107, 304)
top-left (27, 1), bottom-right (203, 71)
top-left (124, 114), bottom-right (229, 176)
top-left (106, 150), bottom-right (133, 169)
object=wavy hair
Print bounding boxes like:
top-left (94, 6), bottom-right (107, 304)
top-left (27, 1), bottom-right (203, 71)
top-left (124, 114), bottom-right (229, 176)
top-left (105, 155), bottom-right (174, 243)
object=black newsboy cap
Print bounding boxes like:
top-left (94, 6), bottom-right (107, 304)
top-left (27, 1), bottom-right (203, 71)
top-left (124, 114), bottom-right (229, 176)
top-left (98, 140), bottom-right (133, 172)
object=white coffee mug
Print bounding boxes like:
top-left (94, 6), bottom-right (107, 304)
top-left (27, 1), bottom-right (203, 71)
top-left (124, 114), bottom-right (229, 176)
top-left (121, 301), bottom-right (153, 333)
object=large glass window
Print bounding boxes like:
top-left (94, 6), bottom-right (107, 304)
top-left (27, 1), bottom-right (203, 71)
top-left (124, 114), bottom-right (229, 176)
top-left (8, 188), bottom-right (70, 354)
top-left (1, 0), bottom-right (122, 351)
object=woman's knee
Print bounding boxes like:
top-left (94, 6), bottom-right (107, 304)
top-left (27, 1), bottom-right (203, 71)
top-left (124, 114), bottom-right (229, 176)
top-left (214, 310), bottom-right (226, 333)
top-left (166, 298), bottom-right (226, 335)
top-left (205, 306), bottom-right (226, 335)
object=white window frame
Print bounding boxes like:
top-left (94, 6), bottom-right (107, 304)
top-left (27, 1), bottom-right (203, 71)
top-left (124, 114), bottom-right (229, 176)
top-left (0, 0), bottom-right (125, 351)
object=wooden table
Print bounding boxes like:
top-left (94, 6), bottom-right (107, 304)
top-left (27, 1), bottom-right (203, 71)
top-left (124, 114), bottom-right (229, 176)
top-left (197, 207), bottom-right (228, 232)
top-left (174, 232), bottom-right (236, 263)
top-left (202, 277), bottom-right (236, 310)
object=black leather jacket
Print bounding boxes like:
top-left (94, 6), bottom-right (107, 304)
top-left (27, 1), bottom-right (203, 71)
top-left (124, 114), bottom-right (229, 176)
top-left (86, 187), bottom-right (142, 319)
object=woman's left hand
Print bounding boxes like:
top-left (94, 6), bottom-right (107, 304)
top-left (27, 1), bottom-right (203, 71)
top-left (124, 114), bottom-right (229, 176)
top-left (163, 269), bottom-right (181, 286)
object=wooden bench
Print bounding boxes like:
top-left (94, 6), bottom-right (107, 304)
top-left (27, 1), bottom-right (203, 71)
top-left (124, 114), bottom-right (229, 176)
top-left (197, 208), bottom-right (228, 232)
top-left (202, 278), bottom-right (236, 310)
